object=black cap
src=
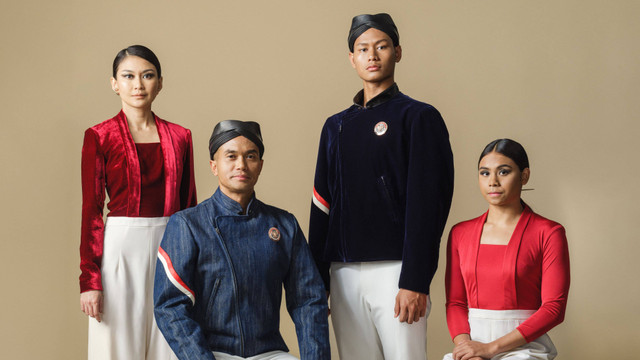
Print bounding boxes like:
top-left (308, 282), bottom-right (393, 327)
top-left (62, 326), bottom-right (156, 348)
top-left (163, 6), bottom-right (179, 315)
top-left (348, 13), bottom-right (399, 52)
top-left (209, 120), bottom-right (264, 159)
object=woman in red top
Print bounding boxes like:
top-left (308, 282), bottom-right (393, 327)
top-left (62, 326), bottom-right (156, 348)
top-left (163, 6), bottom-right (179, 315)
top-left (444, 139), bottom-right (570, 360)
top-left (79, 45), bottom-right (197, 359)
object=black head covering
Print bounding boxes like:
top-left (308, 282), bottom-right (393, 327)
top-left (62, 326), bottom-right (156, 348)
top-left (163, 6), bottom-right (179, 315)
top-left (348, 13), bottom-right (399, 52)
top-left (209, 120), bottom-right (264, 159)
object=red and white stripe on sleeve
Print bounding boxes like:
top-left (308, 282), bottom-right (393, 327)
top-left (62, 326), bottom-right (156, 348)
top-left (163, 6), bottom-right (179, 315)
top-left (312, 187), bottom-right (330, 215)
top-left (158, 246), bottom-right (196, 305)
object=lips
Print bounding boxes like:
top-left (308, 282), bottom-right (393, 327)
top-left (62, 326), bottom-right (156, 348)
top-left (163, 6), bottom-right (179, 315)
top-left (232, 174), bottom-right (250, 181)
top-left (367, 65), bottom-right (380, 71)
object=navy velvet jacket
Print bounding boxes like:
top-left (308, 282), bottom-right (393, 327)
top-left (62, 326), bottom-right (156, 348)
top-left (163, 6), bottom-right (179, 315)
top-left (309, 84), bottom-right (454, 294)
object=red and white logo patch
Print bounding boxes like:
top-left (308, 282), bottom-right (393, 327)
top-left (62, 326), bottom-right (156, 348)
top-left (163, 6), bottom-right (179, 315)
top-left (268, 227), bottom-right (281, 241)
top-left (374, 121), bottom-right (388, 136)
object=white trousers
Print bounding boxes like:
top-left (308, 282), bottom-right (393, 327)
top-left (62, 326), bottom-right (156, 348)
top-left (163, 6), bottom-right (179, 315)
top-left (443, 309), bottom-right (557, 360)
top-left (88, 217), bottom-right (176, 360)
top-left (330, 261), bottom-right (430, 360)
top-left (212, 350), bottom-right (298, 360)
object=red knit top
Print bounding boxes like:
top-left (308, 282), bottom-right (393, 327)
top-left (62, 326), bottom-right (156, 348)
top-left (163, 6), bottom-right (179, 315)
top-left (445, 206), bottom-right (570, 342)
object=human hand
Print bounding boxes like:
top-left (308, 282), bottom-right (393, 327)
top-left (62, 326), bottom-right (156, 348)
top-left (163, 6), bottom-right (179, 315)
top-left (80, 290), bottom-right (103, 322)
top-left (452, 339), bottom-right (494, 360)
top-left (394, 289), bottom-right (427, 324)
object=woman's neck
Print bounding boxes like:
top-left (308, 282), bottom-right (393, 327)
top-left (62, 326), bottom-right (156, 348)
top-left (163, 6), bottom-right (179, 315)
top-left (122, 105), bottom-right (159, 143)
top-left (122, 105), bottom-right (154, 130)
top-left (486, 201), bottom-right (524, 227)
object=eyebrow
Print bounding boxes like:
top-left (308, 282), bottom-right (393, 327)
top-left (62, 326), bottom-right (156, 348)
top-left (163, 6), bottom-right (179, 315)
top-left (223, 149), bottom-right (258, 155)
top-left (478, 164), bottom-right (513, 170)
top-left (119, 69), bottom-right (156, 74)
top-left (356, 39), bottom-right (390, 47)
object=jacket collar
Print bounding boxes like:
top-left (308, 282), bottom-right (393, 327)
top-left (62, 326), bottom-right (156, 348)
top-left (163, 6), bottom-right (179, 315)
top-left (353, 83), bottom-right (400, 109)
top-left (211, 187), bottom-right (258, 216)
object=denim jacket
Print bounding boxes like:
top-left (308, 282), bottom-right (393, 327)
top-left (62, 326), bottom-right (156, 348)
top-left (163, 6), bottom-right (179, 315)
top-left (154, 188), bottom-right (330, 360)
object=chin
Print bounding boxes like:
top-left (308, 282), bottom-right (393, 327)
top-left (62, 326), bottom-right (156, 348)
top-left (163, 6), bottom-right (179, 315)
top-left (234, 185), bottom-right (255, 193)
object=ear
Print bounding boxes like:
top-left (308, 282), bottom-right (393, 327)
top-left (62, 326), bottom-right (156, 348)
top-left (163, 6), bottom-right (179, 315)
top-left (521, 168), bottom-right (530, 185)
top-left (210, 159), bottom-right (218, 176)
top-left (110, 77), bottom-right (118, 92)
top-left (394, 45), bottom-right (402, 63)
top-left (257, 159), bottom-right (264, 175)
top-left (157, 76), bottom-right (163, 92)
top-left (349, 52), bottom-right (356, 69)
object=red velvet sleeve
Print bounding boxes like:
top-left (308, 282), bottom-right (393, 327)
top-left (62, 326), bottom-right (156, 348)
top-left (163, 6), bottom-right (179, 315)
top-left (180, 129), bottom-right (197, 210)
top-left (79, 129), bottom-right (106, 293)
top-left (445, 228), bottom-right (471, 340)
top-left (516, 226), bottom-right (570, 342)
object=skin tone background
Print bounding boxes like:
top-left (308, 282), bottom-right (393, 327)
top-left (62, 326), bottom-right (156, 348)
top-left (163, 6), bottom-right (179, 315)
top-left (0, 0), bottom-right (638, 358)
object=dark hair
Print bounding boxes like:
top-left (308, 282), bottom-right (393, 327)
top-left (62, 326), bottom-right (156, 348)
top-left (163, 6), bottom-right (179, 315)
top-left (112, 45), bottom-right (162, 78)
top-left (478, 138), bottom-right (529, 171)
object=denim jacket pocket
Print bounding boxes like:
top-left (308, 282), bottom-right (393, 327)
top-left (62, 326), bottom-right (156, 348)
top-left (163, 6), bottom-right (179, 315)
top-left (204, 278), bottom-right (221, 320)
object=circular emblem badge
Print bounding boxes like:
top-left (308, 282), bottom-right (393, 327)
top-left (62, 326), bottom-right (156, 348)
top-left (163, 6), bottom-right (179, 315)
top-left (374, 121), bottom-right (388, 136)
top-left (268, 227), bottom-right (281, 242)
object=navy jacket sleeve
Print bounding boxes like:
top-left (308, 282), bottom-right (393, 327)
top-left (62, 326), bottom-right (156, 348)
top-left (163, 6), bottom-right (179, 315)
top-left (154, 214), bottom-right (216, 360)
top-left (399, 106), bottom-right (454, 294)
top-left (308, 122), bottom-right (332, 291)
top-left (284, 216), bottom-right (331, 360)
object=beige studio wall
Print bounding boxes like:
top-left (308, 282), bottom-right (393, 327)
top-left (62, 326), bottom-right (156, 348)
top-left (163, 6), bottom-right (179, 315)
top-left (1, 0), bottom-right (638, 358)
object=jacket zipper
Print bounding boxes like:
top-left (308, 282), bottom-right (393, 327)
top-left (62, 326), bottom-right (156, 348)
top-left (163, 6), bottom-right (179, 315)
top-left (337, 122), bottom-right (348, 261)
top-left (215, 226), bottom-right (245, 355)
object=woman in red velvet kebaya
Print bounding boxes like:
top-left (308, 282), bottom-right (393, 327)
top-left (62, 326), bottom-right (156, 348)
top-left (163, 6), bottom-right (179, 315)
top-left (443, 139), bottom-right (570, 360)
top-left (79, 45), bottom-right (197, 359)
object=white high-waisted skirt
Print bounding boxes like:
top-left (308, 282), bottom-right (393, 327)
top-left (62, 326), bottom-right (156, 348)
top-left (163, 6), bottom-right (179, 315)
top-left (88, 217), bottom-right (176, 360)
top-left (443, 309), bottom-right (557, 360)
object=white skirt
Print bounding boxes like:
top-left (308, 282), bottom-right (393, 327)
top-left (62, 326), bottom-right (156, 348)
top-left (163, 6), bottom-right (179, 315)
top-left (88, 217), bottom-right (176, 360)
top-left (443, 309), bottom-right (557, 360)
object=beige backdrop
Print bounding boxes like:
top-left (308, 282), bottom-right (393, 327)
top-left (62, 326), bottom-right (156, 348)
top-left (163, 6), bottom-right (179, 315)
top-left (1, 0), bottom-right (638, 359)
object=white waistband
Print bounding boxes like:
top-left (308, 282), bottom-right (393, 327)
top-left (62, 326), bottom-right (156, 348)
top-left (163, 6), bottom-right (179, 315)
top-left (106, 216), bottom-right (169, 227)
top-left (331, 260), bottom-right (402, 270)
top-left (468, 308), bottom-right (536, 321)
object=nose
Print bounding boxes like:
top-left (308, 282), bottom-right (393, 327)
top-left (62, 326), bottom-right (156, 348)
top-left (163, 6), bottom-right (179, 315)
top-left (133, 76), bottom-right (144, 90)
top-left (488, 172), bottom-right (499, 187)
top-left (369, 48), bottom-right (379, 60)
top-left (235, 156), bottom-right (247, 170)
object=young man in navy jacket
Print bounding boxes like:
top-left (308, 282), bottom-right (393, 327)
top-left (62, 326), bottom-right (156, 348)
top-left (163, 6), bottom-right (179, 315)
top-left (155, 120), bottom-right (330, 360)
top-left (309, 13), bottom-right (454, 360)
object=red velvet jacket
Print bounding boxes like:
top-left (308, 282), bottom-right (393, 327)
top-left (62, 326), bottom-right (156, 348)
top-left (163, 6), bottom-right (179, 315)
top-left (80, 110), bottom-right (197, 293)
top-left (445, 206), bottom-right (570, 342)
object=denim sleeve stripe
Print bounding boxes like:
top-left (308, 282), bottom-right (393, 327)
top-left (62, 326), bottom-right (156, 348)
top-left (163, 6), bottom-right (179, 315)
top-left (158, 246), bottom-right (196, 305)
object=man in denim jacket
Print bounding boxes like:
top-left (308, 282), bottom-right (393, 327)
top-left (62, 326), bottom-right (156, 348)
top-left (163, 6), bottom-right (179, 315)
top-left (154, 120), bottom-right (330, 360)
